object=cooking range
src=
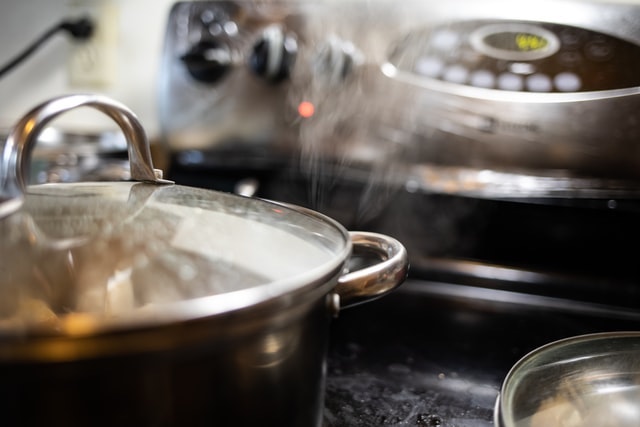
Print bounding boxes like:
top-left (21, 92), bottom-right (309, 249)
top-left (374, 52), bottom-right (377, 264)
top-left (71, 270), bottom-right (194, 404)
top-left (5, 0), bottom-right (632, 426)
top-left (155, 0), bottom-right (640, 425)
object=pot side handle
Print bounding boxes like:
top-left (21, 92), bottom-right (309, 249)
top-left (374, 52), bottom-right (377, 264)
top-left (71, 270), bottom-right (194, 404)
top-left (333, 231), bottom-right (409, 312)
top-left (0, 94), bottom-right (170, 218)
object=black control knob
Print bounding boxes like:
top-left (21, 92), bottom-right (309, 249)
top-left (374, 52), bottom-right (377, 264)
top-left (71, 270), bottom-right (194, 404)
top-left (314, 37), bottom-right (363, 84)
top-left (249, 25), bottom-right (297, 83)
top-left (180, 40), bottom-right (232, 83)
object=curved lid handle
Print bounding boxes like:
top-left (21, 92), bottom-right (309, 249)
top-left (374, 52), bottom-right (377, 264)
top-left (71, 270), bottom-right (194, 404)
top-left (0, 94), bottom-right (169, 217)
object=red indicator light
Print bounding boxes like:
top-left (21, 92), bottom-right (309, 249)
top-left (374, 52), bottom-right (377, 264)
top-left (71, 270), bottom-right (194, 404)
top-left (297, 101), bottom-right (315, 118)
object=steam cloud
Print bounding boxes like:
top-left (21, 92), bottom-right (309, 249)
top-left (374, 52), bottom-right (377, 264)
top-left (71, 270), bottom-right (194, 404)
top-left (285, 1), bottom-right (419, 225)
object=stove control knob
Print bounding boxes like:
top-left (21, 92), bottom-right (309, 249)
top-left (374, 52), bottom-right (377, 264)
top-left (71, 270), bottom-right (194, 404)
top-left (314, 37), bottom-right (363, 84)
top-left (249, 24), bottom-right (297, 83)
top-left (180, 40), bottom-right (232, 83)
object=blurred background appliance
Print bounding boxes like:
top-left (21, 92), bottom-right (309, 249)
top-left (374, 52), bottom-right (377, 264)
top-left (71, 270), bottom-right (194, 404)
top-left (157, 3), bottom-right (640, 424)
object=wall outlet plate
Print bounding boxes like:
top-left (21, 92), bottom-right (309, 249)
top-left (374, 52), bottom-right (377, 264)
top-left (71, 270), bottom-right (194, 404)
top-left (68, 0), bottom-right (118, 87)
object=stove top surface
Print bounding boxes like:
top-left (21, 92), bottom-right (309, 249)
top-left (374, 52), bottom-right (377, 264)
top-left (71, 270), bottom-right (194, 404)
top-left (323, 280), bottom-right (640, 426)
top-left (164, 159), bottom-right (640, 426)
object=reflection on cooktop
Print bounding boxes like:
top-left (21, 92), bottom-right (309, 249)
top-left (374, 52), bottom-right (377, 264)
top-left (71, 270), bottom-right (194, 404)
top-left (323, 280), bottom-right (640, 426)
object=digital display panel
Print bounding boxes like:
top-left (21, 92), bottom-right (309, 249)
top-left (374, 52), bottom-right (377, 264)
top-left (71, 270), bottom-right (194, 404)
top-left (387, 19), bottom-right (640, 92)
top-left (471, 24), bottom-right (560, 61)
top-left (485, 32), bottom-right (550, 52)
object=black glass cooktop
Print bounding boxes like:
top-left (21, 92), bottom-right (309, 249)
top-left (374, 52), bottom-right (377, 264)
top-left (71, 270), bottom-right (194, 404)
top-left (323, 280), bottom-right (640, 427)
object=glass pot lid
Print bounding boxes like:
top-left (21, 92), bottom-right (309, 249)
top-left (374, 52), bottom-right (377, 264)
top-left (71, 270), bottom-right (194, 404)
top-left (497, 332), bottom-right (640, 427)
top-left (0, 95), bottom-right (351, 335)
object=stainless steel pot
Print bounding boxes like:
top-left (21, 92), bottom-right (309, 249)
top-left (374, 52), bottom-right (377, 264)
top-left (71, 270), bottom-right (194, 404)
top-left (0, 94), bottom-right (408, 427)
top-left (495, 332), bottom-right (640, 427)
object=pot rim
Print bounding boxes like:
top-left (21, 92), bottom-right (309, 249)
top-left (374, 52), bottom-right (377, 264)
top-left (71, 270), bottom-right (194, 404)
top-left (0, 186), bottom-right (354, 362)
top-left (2, 184), bottom-right (353, 336)
top-left (0, 248), bottom-right (348, 363)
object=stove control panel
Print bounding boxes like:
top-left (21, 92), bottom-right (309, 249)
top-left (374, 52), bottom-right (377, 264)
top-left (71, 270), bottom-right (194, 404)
top-left (168, 1), bottom-right (301, 85)
top-left (158, 0), bottom-right (372, 158)
top-left (388, 20), bottom-right (640, 93)
top-left (158, 0), bottom-right (640, 182)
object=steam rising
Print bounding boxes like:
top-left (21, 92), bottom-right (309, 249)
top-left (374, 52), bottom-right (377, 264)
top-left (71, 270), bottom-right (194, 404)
top-left (285, 1), bottom-right (419, 225)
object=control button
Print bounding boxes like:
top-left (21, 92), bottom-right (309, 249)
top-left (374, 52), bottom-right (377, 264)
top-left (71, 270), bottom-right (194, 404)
top-left (442, 65), bottom-right (469, 84)
top-left (497, 72), bottom-right (524, 91)
top-left (470, 70), bottom-right (495, 88)
top-left (223, 21), bottom-right (238, 36)
top-left (559, 28), bottom-right (583, 49)
top-left (585, 39), bottom-right (615, 62)
top-left (431, 29), bottom-right (460, 51)
top-left (554, 72), bottom-right (582, 92)
top-left (558, 51), bottom-right (582, 68)
top-left (200, 9), bottom-right (216, 24)
top-left (199, 6), bottom-right (230, 27)
top-left (509, 62), bottom-right (536, 75)
top-left (208, 22), bottom-right (223, 36)
top-left (414, 56), bottom-right (444, 78)
top-left (526, 73), bottom-right (552, 92)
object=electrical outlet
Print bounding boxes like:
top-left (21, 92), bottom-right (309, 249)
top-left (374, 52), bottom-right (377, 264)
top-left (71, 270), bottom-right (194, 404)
top-left (68, 1), bottom-right (118, 87)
